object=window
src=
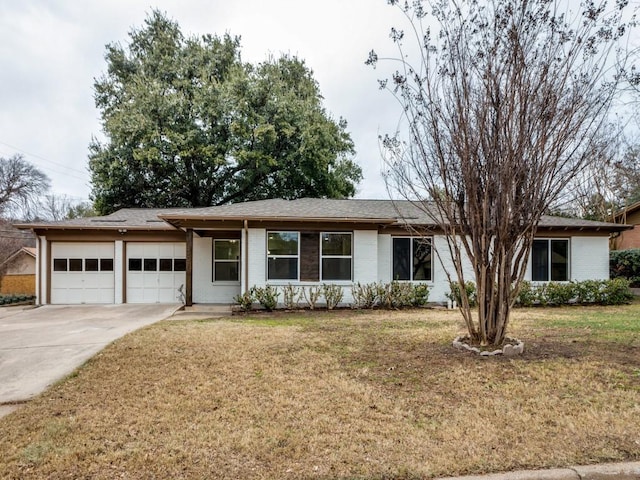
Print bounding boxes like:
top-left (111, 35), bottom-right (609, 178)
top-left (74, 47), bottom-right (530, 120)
top-left (159, 259), bottom-right (173, 272)
top-left (100, 259), bottom-right (114, 271)
top-left (69, 259), bottom-right (83, 272)
top-left (321, 233), bottom-right (352, 281)
top-left (143, 259), bottom-right (157, 271)
top-left (173, 259), bottom-right (186, 272)
top-left (53, 259), bottom-right (67, 272)
top-left (392, 237), bottom-right (432, 281)
top-left (214, 239), bottom-right (240, 282)
top-left (128, 258), bottom-right (142, 271)
top-left (267, 232), bottom-right (299, 280)
top-left (54, 258), bottom-right (114, 272)
top-left (85, 259), bottom-right (99, 271)
top-left (532, 239), bottom-right (569, 281)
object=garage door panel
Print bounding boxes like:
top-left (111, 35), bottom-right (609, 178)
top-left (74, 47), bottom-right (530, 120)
top-left (51, 243), bottom-right (115, 304)
top-left (126, 242), bottom-right (185, 304)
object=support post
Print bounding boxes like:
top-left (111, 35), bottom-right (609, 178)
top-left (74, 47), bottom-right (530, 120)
top-left (186, 228), bottom-right (193, 306)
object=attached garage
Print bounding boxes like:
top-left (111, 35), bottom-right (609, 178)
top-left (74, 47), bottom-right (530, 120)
top-left (126, 242), bottom-right (186, 303)
top-left (51, 242), bottom-right (115, 304)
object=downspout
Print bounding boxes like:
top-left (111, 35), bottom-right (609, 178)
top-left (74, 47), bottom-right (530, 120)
top-left (244, 219), bottom-right (249, 294)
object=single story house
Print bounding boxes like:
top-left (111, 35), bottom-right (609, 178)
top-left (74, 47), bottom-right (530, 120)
top-left (15, 198), bottom-right (629, 306)
top-left (0, 247), bottom-right (36, 296)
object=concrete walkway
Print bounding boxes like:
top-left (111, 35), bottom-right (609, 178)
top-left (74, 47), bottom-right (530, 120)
top-left (436, 461), bottom-right (640, 480)
top-left (0, 304), bottom-right (180, 417)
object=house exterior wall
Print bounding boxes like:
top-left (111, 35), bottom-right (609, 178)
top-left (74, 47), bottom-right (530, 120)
top-left (570, 236), bottom-right (610, 281)
top-left (247, 228), bottom-right (267, 291)
top-left (614, 225), bottom-right (640, 250)
top-left (377, 234), bottom-right (391, 282)
top-left (353, 230), bottom-right (378, 285)
top-left (30, 227), bottom-right (614, 306)
top-left (3, 253), bottom-right (35, 275)
top-left (193, 236), bottom-right (241, 304)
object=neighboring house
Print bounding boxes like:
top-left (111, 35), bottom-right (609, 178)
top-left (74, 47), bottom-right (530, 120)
top-left (14, 198), bottom-right (630, 306)
top-left (0, 247), bottom-right (36, 295)
top-left (611, 200), bottom-right (640, 250)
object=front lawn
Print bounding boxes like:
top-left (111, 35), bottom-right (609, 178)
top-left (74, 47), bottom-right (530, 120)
top-left (1, 305), bottom-right (639, 479)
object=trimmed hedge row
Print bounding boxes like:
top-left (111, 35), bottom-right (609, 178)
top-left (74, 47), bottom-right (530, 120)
top-left (516, 279), bottom-right (633, 306)
top-left (234, 281), bottom-right (430, 312)
top-left (447, 279), bottom-right (633, 307)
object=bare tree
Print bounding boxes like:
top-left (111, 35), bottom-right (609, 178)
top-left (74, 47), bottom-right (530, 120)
top-left (369, 0), bottom-right (633, 347)
top-left (0, 154), bottom-right (50, 219)
top-left (37, 194), bottom-right (97, 221)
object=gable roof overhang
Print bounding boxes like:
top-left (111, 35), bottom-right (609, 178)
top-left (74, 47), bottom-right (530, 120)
top-left (12, 199), bottom-right (632, 235)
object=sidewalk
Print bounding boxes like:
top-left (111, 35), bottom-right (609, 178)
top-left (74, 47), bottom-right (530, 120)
top-left (436, 461), bottom-right (640, 480)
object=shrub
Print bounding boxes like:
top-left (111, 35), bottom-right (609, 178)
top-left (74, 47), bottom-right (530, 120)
top-left (411, 283), bottom-right (430, 307)
top-left (573, 280), bottom-right (602, 304)
top-left (518, 279), bottom-right (633, 307)
top-left (601, 277), bottom-right (634, 305)
top-left (447, 281), bottom-right (477, 307)
top-left (375, 282), bottom-right (391, 309)
top-left (282, 284), bottom-right (300, 310)
top-left (543, 282), bottom-right (576, 306)
top-left (351, 282), bottom-right (379, 309)
top-left (301, 286), bottom-right (322, 310)
top-left (251, 286), bottom-right (280, 311)
top-left (233, 291), bottom-right (254, 312)
top-left (322, 284), bottom-right (344, 310)
top-left (515, 281), bottom-right (536, 307)
top-left (610, 249), bottom-right (640, 287)
top-left (389, 281), bottom-right (415, 308)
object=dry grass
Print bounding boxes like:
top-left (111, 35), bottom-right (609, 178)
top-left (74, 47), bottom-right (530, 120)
top-left (1, 305), bottom-right (639, 479)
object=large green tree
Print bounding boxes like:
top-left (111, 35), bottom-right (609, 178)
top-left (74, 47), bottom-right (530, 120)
top-left (89, 11), bottom-right (361, 214)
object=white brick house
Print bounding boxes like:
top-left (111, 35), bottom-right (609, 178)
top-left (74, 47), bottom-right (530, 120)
top-left (15, 198), bottom-right (628, 306)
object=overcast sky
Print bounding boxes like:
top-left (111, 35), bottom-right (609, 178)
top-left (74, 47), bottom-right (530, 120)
top-left (0, 0), bottom-right (410, 203)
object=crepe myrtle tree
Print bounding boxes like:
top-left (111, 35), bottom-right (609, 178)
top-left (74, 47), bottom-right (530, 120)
top-left (368, 0), bottom-right (634, 346)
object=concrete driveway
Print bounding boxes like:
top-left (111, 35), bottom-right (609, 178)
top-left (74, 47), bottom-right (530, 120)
top-left (0, 304), bottom-right (180, 416)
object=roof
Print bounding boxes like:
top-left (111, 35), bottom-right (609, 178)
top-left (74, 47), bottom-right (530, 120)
top-left (0, 247), bottom-right (36, 268)
top-left (13, 208), bottom-right (185, 231)
top-left (158, 198), bottom-right (435, 224)
top-left (14, 198), bottom-right (631, 232)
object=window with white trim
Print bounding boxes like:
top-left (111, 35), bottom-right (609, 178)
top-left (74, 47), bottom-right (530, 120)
top-left (321, 232), bottom-right (352, 281)
top-left (213, 239), bottom-right (240, 282)
top-left (531, 238), bottom-right (569, 281)
top-left (267, 232), bottom-right (299, 280)
top-left (392, 237), bottom-right (433, 281)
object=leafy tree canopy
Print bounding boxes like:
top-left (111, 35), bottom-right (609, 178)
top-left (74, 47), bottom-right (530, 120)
top-left (89, 10), bottom-right (361, 214)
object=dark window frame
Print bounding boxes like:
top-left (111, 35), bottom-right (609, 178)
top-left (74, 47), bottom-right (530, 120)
top-left (531, 238), bottom-right (570, 282)
top-left (392, 236), bottom-right (433, 282)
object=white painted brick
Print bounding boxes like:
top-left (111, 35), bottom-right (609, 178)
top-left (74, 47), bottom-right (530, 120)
top-left (193, 236), bottom-right (241, 304)
top-left (377, 234), bottom-right (391, 282)
top-left (571, 236), bottom-right (609, 281)
top-left (248, 228), bottom-right (267, 289)
top-left (354, 230), bottom-right (378, 284)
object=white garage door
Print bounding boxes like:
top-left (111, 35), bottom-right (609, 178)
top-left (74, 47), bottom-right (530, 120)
top-left (126, 243), bottom-right (186, 303)
top-left (51, 242), bottom-right (115, 304)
